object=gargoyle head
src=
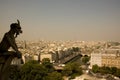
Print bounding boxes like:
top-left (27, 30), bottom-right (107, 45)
top-left (10, 20), bottom-right (23, 38)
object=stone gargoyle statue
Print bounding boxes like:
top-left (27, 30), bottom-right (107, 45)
top-left (0, 20), bottom-right (23, 80)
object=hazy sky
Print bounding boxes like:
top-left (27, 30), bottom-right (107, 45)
top-left (0, 0), bottom-right (120, 41)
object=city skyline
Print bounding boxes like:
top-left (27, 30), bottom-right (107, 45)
top-left (0, 0), bottom-right (120, 41)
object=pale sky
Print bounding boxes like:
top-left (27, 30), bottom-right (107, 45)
top-left (0, 0), bottom-right (120, 41)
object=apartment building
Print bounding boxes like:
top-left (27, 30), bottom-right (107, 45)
top-left (90, 51), bottom-right (102, 69)
top-left (102, 49), bottom-right (120, 68)
top-left (90, 47), bottom-right (120, 68)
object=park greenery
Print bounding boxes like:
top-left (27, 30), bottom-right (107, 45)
top-left (92, 64), bottom-right (120, 78)
top-left (9, 59), bottom-right (63, 80)
top-left (62, 62), bottom-right (83, 79)
top-left (82, 55), bottom-right (90, 65)
top-left (9, 58), bottom-right (83, 80)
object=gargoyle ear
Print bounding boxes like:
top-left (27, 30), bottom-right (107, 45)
top-left (17, 19), bottom-right (20, 26)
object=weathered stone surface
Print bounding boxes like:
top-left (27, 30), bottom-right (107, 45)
top-left (0, 20), bottom-right (23, 80)
top-left (0, 54), bottom-right (16, 80)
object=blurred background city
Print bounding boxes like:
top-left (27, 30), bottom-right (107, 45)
top-left (0, 0), bottom-right (120, 80)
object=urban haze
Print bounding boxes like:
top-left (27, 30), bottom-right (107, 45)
top-left (0, 0), bottom-right (120, 41)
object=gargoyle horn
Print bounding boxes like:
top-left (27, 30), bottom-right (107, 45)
top-left (17, 19), bottom-right (20, 26)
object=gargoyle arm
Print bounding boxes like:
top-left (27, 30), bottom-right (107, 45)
top-left (5, 34), bottom-right (19, 52)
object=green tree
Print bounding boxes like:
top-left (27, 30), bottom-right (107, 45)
top-left (111, 67), bottom-right (117, 75)
top-left (99, 66), bottom-right (111, 74)
top-left (20, 60), bottom-right (47, 80)
top-left (9, 65), bottom-right (21, 80)
top-left (72, 47), bottom-right (80, 52)
top-left (105, 66), bottom-right (111, 74)
top-left (62, 62), bottom-right (83, 78)
top-left (42, 58), bottom-right (51, 65)
top-left (92, 64), bottom-right (99, 73)
top-left (82, 56), bottom-right (90, 64)
top-left (41, 58), bottom-right (55, 72)
top-left (13, 59), bottom-right (64, 80)
top-left (114, 69), bottom-right (120, 77)
top-left (44, 72), bottom-right (63, 80)
top-left (62, 63), bottom-right (72, 76)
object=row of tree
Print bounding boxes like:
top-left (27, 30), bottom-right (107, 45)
top-left (62, 62), bottom-right (83, 79)
top-left (92, 64), bottom-right (120, 78)
top-left (53, 47), bottom-right (81, 63)
top-left (9, 58), bottom-right (83, 80)
top-left (9, 58), bottom-right (62, 80)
